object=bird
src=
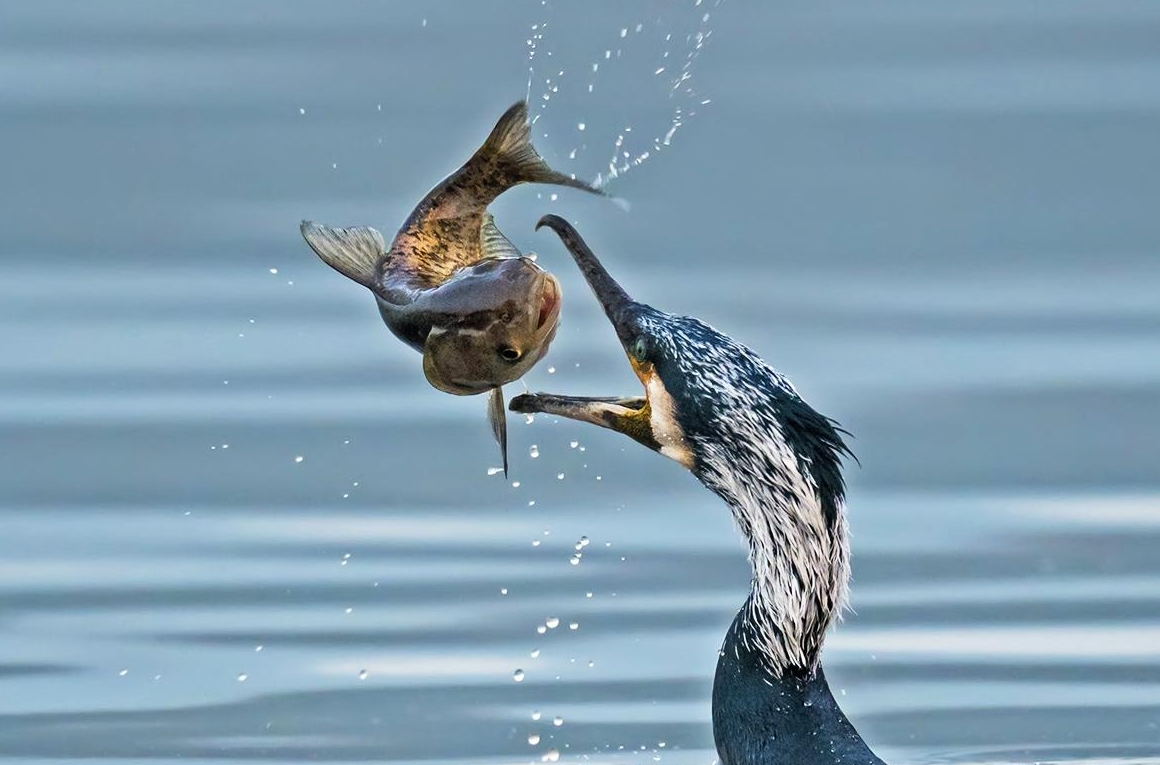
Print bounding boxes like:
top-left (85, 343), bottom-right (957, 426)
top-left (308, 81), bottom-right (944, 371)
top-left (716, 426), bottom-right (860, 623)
top-left (510, 214), bottom-right (886, 765)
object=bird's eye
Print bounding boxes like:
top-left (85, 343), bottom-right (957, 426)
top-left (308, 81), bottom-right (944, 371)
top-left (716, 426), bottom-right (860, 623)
top-left (499, 347), bottom-right (522, 362)
top-left (630, 336), bottom-right (649, 361)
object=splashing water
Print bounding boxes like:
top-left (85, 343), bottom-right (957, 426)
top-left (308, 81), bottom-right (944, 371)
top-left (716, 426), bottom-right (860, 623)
top-left (523, 0), bottom-right (725, 188)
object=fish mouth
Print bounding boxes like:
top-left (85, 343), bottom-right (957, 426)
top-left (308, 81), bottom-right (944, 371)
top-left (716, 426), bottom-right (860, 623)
top-left (509, 215), bottom-right (665, 456)
top-left (536, 273), bottom-right (561, 332)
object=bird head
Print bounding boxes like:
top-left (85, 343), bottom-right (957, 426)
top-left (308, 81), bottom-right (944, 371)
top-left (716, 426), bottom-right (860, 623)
top-left (510, 215), bottom-right (852, 528)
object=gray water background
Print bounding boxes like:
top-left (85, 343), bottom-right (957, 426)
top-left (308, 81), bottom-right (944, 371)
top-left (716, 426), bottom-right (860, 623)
top-left (1, 1), bottom-right (1159, 763)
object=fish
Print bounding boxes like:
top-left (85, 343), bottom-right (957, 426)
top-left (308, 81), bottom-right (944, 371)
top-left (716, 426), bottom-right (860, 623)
top-left (300, 101), bottom-right (606, 475)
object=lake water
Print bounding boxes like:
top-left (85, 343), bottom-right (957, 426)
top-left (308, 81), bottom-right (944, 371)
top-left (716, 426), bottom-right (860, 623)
top-left (1, 1), bottom-right (1159, 763)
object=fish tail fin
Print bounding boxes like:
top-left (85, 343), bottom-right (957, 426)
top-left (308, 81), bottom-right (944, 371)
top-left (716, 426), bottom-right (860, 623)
top-left (478, 101), bottom-right (608, 199)
top-left (300, 220), bottom-right (385, 289)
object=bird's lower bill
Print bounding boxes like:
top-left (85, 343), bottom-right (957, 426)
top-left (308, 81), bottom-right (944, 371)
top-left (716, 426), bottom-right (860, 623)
top-left (510, 391), bottom-right (656, 447)
top-left (508, 356), bottom-right (661, 456)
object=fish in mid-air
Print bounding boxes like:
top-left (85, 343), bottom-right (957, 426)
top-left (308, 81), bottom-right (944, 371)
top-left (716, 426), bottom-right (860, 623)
top-left (301, 101), bottom-right (606, 474)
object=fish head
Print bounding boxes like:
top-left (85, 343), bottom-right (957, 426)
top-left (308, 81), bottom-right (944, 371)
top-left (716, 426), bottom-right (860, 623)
top-left (421, 257), bottom-right (562, 395)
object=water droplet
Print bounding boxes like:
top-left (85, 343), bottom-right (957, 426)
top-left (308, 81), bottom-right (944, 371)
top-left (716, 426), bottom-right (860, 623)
top-left (545, 617), bottom-right (560, 629)
top-left (293, 455), bottom-right (304, 464)
top-left (254, 644), bottom-right (263, 652)
top-left (487, 467), bottom-right (504, 476)
top-left (118, 669), bottom-right (129, 677)
top-left (547, 366), bottom-right (556, 374)
top-left (529, 445), bottom-right (540, 458)
top-left (619, 28), bottom-right (627, 37)
top-left (528, 500), bottom-right (536, 507)
top-left (536, 625), bottom-right (547, 634)
top-left (236, 673), bottom-right (248, 682)
top-left (358, 669), bottom-right (369, 680)
top-left (532, 710), bottom-right (542, 721)
top-left (542, 749), bottom-right (560, 763)
top-left (500, 587), bottom-right (509, 595)
top-left (549, 193), bottom-right (558, 202)
top-left (269, 268), bottom-right (279, 275)
top-left (585, 592), bottom-right (593, 599)
top-left (553, 716), bottom-right (564, 726)
top-left (530, 649), bottom-right (540, 658)
top-left (569, 622), bottom-right (579, 631)
top-left (528, 734), bottom-right (541, 745)
top-left (588, 660), bottom-right (595, 667)
top-left (532, 540), bottom-right (541, 547)
top-left (557, 472), bottom-right (565, 480)
top-left (298, 108), bottom-right (306, 115)
top-left (421, 17), bottom-right (427, 27)
top-left (512, 669), bottom-right (525, 682)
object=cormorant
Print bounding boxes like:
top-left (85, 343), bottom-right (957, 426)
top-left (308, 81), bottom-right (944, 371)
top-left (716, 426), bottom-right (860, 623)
top-left (511, 215), bottom-right (886, 765)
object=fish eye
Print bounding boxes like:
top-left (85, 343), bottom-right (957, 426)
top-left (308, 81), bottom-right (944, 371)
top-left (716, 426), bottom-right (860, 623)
top-left (499, 347), bottom-right (522, 362)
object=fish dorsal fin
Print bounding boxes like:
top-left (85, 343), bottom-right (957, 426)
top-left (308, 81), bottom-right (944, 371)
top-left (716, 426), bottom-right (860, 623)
top-left (300, 220), bottom-right (384, 289)
top-left (477, 101), bottom-right (607, 198)
top-left (480, 213), bottom-right (521, 260)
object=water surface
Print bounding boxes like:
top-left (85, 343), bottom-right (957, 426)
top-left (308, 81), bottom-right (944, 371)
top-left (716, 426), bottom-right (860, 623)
top-left (1, 1), bottom-right (1159, 763)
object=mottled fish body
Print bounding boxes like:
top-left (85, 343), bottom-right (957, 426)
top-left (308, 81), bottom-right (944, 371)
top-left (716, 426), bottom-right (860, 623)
top-left (301, 101), bottom-right (604, 473)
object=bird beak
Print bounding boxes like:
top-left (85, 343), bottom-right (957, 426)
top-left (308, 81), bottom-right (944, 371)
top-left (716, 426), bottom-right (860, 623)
top-left (509, 216), bottom-right (661, 454)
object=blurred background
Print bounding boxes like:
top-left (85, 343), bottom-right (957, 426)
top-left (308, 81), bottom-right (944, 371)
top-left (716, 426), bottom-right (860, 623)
top-left (1, 1), bottom-right (1159, 763)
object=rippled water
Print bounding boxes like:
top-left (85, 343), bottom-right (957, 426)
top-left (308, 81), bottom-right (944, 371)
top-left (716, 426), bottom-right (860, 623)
top-left (2, 1), bottom-right (1159, 763)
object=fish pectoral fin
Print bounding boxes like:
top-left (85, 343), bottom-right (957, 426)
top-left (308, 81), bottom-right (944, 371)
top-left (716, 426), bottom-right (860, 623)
top-left (488, 387), bottom-right (509, 478)
top-left (480, 213), bottom-right (522, 260)
top-left (300, 221), bottom-right (384, 289)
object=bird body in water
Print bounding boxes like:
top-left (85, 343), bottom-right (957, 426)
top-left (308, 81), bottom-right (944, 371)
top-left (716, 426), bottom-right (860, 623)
top-left (511, 216), bottom-right (885, 765)
top-left (300, 101), bottom-right (605, 474)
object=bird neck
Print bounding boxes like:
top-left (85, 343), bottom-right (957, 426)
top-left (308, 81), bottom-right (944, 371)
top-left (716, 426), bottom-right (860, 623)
top-left (707, 468), bottom-right (851, 676)
top-left (713, 610), bottom-right (884, 765)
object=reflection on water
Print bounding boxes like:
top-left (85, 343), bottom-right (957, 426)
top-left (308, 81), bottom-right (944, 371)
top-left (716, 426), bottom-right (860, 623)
top-left (1, 0), bottom-right (1159, 763)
